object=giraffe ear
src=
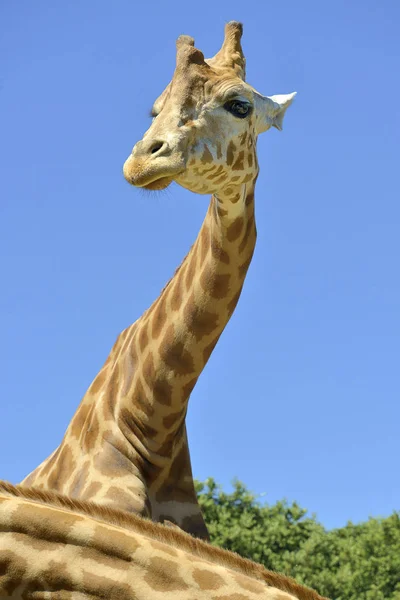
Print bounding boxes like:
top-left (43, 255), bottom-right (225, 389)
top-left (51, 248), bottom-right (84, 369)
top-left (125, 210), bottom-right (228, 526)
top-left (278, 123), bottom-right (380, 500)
top-left (254, 92), bottom-right (297, 134)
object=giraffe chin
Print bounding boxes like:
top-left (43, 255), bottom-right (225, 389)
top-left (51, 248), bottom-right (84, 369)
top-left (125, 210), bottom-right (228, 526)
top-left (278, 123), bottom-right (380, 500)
top-left (142, 176), bottom-right (173, 191)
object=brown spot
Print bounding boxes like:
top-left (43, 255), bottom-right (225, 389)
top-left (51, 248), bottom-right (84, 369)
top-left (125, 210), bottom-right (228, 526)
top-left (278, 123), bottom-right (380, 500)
top-left (185, 253), bottom-right (197, 292)
top-left (142, 353), bottom-right (172, 407)
top-left (0, 551), bottom-right (28, 596)
top-left (154, 378), bottom-right (173, 407)
top-left (22, 530), bottom-right (57, 554)
top-left (13, 502), bottom-right (84, 545)
top-left (239, 254), bottom-right (253, 279)
top-left (213, 174), bottom-right (229, 185)
top-left (81, 548), bottom-right (131, 573)
top-left (211, 236), bottom-right (230, 264)
top-left (139, 324), bottom-right (149, 352)
top-left (217, 204), bottom-right (228, 218)
top-left (200, 269), bottom-right (230, 300)
top-left (144, 556), bottom-right (189, 591)
top-left (89, 366), bottom-right (109, 395)
top-left (247, 152), bottom-right (253, 167)
top-left (82, 569), bottom-right (133, 600)
top-left (232, 151), bottom-right (245, 171)
top-left (120, 406), bottom-right (158, 439)
top-left (159, 324), bottom-right (195, 375)
top-left (149, 539), bottom-right (179, 557)
top-left (104, 486), bottom-right (145, 514)
top-left (238, 215), bottom-right (256, 254)
top-left (208, 165), bottom-right (225, 180)
top-left (121, 349), bottom-right (136, 396)
top-left (240, 132), bottom-right (248, 145)
top-left (69, 459), bottom-right (90, 496)
top-left (201, 145), bottom-right (213, 163)
top-left (83, 409), bottom-right (100, 452)
top-left (134, 376), bottom-right (156, 415)
top-left (231, 192), bottom-right (242, 204)
top-left (216, 142), bottom-right (222, 159)
top-left (106, 367), bottom-right (120, 416)
top-left (234, 573), bottom-right (265, 594)
top-left (69, 401), bottom-right (91, 439)
top-left (24, 559), bottom-right (74, 596)
top-left (47, 445), bottom-right (76, 488)
top-left (227, 217), bottom-right (244, 242)
top-left (163, 409), bottom-right (183, 430)
top-left (183, 292), bottom-right (219, 341)
top-left (151, 297), bottom-right (167, 339)
top-left (199, 224), bottom-right (210, 263)
top-left (226, 141), bottom-right (235, 166)
top-left (170, 276), bottom-right (183, 311)
top-left (94, 432), bottom-right (136, 479)
top-left (153, 429), bottom-right (175, 457)
top-left (245, 190), bottom-right (255, 206)
top-left (193, 568), bottom-right (225, 590)
top-left (83, 481), bottom-right (102, 499)
top-left (142, 352), bottom-right (155, 388)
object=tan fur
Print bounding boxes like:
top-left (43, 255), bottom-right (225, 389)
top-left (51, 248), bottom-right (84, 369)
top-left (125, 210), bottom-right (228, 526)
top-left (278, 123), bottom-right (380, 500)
top-left (0, 481), bottom-right (327, 600)
top-left (21, 22), bottom-right (294, 543)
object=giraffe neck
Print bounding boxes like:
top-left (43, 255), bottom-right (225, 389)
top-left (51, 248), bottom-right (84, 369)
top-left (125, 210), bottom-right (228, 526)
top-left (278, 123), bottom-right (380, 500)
top-left (21, 181), bottom-right (257, 539)
top-left (113, 181), bottom-right (256, 498)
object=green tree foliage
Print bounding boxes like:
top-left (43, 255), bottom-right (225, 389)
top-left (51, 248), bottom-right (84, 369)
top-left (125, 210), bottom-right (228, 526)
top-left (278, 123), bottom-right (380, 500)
top-left (196, 479), bottom-right (400, 600)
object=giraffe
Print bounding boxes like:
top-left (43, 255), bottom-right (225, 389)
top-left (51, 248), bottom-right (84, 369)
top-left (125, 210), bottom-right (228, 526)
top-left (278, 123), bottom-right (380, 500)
top-left (0, 481), bottom-right (328, 600)
top-left (21, 22), bottom-right (295, 540)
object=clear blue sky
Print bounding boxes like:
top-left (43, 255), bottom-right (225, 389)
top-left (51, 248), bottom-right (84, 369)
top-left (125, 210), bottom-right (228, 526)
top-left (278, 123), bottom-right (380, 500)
top-left (1, 1), bottom-right (399, 530)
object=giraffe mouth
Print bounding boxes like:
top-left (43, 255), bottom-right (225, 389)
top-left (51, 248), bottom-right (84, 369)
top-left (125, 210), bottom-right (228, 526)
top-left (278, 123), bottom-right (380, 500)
top-left (123, 155), bottom-right (184, 191)
top-left (142, 176), bottom-right (174, 191)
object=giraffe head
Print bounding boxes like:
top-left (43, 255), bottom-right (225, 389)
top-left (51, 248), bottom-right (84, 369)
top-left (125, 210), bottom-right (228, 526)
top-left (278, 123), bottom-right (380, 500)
top-left (123, 22), bottom-right (295, 194)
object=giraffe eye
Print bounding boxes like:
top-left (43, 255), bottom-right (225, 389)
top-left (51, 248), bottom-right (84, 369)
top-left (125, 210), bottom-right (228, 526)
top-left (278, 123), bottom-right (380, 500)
top-left (224, 100), bottom-right (252, 119)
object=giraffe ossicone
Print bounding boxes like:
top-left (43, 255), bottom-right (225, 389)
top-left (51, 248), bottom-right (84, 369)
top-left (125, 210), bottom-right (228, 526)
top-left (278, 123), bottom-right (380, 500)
top-left (22, 21), bottom-right (295, 542)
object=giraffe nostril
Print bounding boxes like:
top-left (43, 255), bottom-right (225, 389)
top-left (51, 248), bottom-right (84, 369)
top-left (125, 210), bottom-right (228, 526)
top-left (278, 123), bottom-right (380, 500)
top-left (150, 141), bottom-right (165, 155)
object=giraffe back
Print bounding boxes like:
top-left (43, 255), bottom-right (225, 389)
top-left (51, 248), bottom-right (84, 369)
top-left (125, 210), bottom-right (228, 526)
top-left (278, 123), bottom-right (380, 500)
top-left (0, 481), bottom-right (327, 600)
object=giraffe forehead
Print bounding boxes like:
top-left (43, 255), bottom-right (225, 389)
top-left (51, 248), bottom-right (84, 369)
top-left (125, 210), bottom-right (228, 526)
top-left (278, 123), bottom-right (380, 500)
top-left (204, 77), bottom-right (253, 104)
top-left (154, 66), bottom-right (250, 116)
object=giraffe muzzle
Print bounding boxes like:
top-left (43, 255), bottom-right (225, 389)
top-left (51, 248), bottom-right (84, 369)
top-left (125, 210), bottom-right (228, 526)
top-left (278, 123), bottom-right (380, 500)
top-left (123, 144), bottom-right (185, 190)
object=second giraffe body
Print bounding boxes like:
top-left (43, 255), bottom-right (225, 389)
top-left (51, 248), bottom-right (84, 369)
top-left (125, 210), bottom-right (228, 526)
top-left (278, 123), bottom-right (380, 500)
top-left (22, 22), bottom-right (295, 540)
top-left (0, 481), bottom-right (327, 600)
